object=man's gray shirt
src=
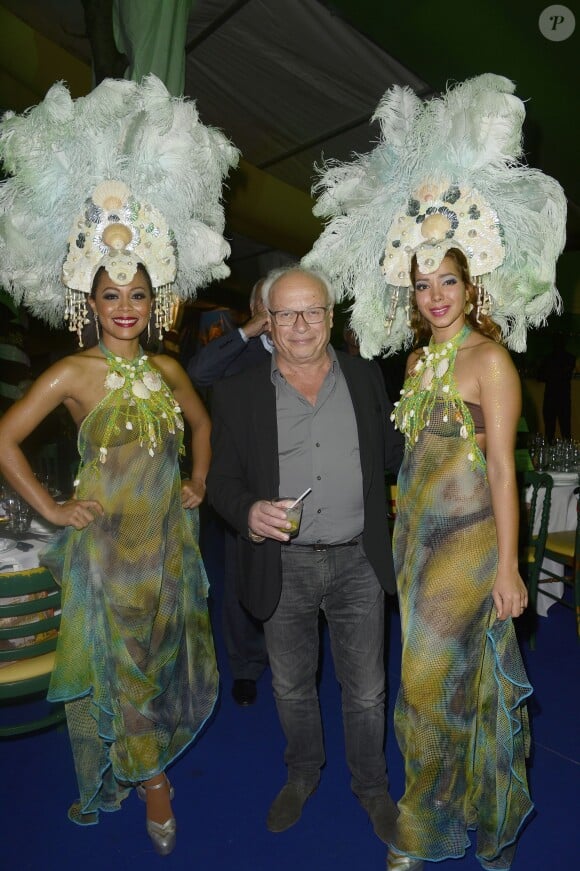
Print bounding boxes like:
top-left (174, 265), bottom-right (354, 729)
top-left (272, 346), bottom-right (364, 545)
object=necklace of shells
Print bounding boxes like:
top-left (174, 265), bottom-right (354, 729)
top-left (97, 341), bottom-right (184, 461)
top-left (392, 324), bottom-right (484, 468)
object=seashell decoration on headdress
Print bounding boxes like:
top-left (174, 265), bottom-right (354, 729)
top-left (61, 179), bottom-right (178, 341)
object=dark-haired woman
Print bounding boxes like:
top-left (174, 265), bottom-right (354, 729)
top-left (387, 248), bottom-right (533, 871)
top-left (0, 264), bottom-right (216, 855)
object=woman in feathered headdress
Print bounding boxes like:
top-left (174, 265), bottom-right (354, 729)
top-left (0, 76), bottom-right (238, 855)
top-left (305, 74), bottom-right (566, 870)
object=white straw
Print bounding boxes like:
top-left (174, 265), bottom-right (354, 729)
top-left (288, 488), bottom-right (312, 509)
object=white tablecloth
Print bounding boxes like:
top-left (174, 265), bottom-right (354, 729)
top-left (530, 476), bottom-right (578, 617)
top-left (0, 517), bottom-right (57, 573)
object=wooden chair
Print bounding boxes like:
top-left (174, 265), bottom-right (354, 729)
top-left (535, 488), bottom-right (580, 642)
top-left (0, 566), bottom-right (65, 737)
top-left (519, 471), bottom-right (553, 649)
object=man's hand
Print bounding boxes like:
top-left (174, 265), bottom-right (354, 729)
top-left (241, 310), bottom-right (269, 339)
top-left (248, 499), bottom-right (292, 542)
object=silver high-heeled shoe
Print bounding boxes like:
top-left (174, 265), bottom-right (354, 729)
top-left (138, 775), bottom-right (176, 856)
top-left (386, 849), bottom-right (424, 870)
top-left (146, 815), bottom-right (176, 856)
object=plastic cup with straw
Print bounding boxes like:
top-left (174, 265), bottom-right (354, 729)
top-left (273, 487), bottom-right (312, 536)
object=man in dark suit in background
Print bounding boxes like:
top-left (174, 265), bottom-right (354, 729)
top-left (188, 280), bottom-right (272, 388)
top-left (207, 266), bottom-right (403, 844)
top-left (187, 280), bottom-right (270, 707)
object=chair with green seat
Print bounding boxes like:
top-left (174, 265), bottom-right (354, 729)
top-left (535, 488), bottom-right (580, 642)
top-left (519, 471), bottom-right (553, 649)
top-left (0, 566), bottom-right (65, 736)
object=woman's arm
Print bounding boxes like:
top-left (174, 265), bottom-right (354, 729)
top-left (478, 342), bottom-right (528, 620)
top-left (0, 358), bottom-right (103, 528)
top-left (153, 355), bottom-right (211, 508)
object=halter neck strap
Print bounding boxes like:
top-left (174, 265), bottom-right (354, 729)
top-left (98, 341), bottom-right (145, 363)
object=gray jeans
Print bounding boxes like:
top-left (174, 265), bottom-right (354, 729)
top-left (263, 541), bottom-right (387, 797)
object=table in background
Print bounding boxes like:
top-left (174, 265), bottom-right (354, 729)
top-left (0, 515), bottom-right (58, 573)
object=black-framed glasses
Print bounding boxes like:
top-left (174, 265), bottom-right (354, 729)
top-left (268, 306), bottom-right (329, 326)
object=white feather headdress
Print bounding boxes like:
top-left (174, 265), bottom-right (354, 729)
top-left (0, 75), bottom-right (239, 334)
top-left (303, 74), bottom-right (567, 356)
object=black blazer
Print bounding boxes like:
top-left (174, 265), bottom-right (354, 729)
top-left (187, 330), bottom-right (270, 387)
top-left (207, 350), bottom-right (403, 620)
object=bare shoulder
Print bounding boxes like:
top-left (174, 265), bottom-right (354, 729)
top-left (465, 333), bottom-right (514, 370)
top-left (453, 333), bottom-right (519, 409)
top-left (35, 349), bottom-right (99, 388)
top-left (149, 353), bottom-right (183, 378)
top-left (149, 353), bottom-right (189, 390)
top-left (1, 347), bottom-right (107, 428)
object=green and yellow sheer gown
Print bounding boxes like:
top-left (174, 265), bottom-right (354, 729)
top-left (42, 348), bottom-right (218, 824)
top-left (392, 327), bottom-right (533, 870)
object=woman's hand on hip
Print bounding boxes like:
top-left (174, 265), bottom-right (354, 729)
top-left (50, 499), bottom-right (104, 529)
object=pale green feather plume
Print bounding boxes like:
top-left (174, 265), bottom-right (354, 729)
top-left (0, 75), bottom-right (239, 327)
top-left (303, 74), bottom-right (566, 356)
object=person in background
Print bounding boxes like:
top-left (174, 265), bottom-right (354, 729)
top-left (188, 279), bottom-right (271, 386)
top-left (187, 279), bottom-right (271, 706)
top-left (207, 265), bottom-right (403, 845)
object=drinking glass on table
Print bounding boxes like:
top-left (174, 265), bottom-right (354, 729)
top-left (536, 444), bottom-right (549, 472)
top-left (272, 497), bottom-right (303, 537)
top-left (528, 433), bottom-right (544, 470)
top-left (4, 495), bottom-right (32, 535)
top-left (561, 440), bottom-right (575, 472)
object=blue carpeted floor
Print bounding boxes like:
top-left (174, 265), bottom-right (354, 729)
top-left (1, 512), bottom-right (578, 870)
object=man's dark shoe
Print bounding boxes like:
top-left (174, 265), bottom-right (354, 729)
top-left (357, 792), bottom-right (399, 844)
top-left (231, 679), bottom-right (257, 706)
top-left (266, 781), bottom-right (317, 833)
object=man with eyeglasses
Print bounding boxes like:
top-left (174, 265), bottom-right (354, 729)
top-left (207, 265), bottom-right (403, 845)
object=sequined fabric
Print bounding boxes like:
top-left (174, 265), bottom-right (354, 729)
top-left (41, 377), bottom-right (217, 823)
top-left (392, 392), bottom-right (533, 867)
